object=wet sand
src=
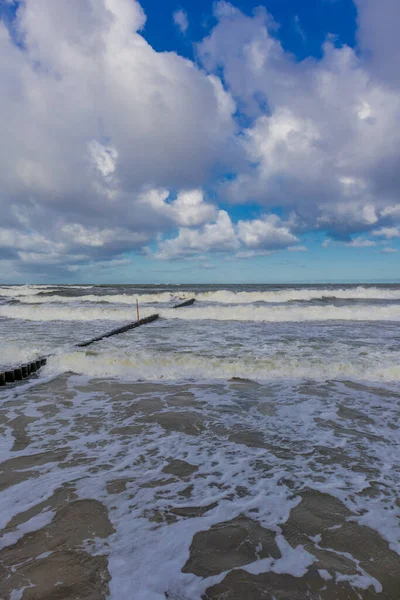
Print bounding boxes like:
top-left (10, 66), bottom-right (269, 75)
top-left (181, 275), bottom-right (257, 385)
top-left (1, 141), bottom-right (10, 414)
top-left (1, 375), bottom-right (400, 599)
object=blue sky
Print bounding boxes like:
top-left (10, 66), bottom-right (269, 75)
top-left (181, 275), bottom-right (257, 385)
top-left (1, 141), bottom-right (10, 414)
top-left (140, 0), bottom-right (357, 60)
top-left (0, 0), bottom-right (399, 283)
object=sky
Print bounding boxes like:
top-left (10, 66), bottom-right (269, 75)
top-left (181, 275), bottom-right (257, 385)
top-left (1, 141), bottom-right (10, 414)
top-left (0, 0), bottom-right (399, 284)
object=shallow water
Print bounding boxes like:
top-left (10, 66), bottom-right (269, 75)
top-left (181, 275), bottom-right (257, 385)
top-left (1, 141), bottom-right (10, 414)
top-left (0, 284), bottom-right (400, 599)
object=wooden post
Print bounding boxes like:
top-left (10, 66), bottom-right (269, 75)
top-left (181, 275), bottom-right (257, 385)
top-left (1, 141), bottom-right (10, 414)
top-left (136, 298), bottom-right (140, 321)
top-left (5, 371), bottom-right (15, 383)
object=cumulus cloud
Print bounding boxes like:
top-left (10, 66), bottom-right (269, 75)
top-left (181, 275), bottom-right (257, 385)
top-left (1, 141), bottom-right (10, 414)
top-left (345, 237), bottom-right (376, 248)
top-left (198, 1), bottom-right (400, 236)
top-left (237, 215), bottom-right (298, 249)
top-left (154, 211), bottom-right (298, 260)
top-left (372, 226), bottom-right (400, 239)
top-left (1, 0), bottom-right (400, 277)
top-left (154, 210), bottom-right (239, 259)
top-left (0, 0), bottom-right (236, 276)
top-left (140, 188), bottom-right (217, 227)
top-left (173, 8), bottom-right (189, 34)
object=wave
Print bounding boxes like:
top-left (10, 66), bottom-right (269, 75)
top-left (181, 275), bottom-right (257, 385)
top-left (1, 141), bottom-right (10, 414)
top-left (15, 292), bottom-right (184, 305)
top-left (2, 303), bottom-right (400, 322)
top-left (7, 286), bottom-right (400, 305)
top-left (0, 285), bottom-right (94, 298)
top-left (160, 304), bottom-right (400, 322)
top-left (45, 349), bottom-right (400, 382)
top-left (0, 341), bottom-right (43, 369)
top-left (195, 287), bottom-right (400, 304)
top-left (0, 285), bottom-right (57, 297)
top-left (0, 304), bottom-right (157, 322)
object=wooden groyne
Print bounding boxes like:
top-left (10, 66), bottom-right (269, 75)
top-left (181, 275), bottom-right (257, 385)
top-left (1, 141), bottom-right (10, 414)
top-left (173, 298), bottom-right (195, 309)
top-left (0, 299), bottom-right (194, 386)
top-left (0, 358), bottom-right (47, 386)
top-left (76, 314), bottom-right (159, 348)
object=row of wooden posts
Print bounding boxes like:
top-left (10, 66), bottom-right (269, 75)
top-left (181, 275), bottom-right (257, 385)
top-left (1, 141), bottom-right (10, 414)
top-left (0, 298), bottom-right (195, 387)
top-left (0, 358), bottom-right (47, 386)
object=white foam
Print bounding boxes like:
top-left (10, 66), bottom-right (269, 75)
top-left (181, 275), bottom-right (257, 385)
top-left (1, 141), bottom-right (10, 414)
top-left (0, 510), bottom-right (55, 550)
top-left (160, 304), bottom-right (400, 322)
top-left (11, 286), bottom-right (400, 305)
top-left (336, 572), bottom-right (382, 593)
top-left (0, 285), bottom-right (55, 298)
top-left (1, 284), bottom-right (400, 599)
top-left (17, 292), bottom-right (183, 305)
top-left (1, 375), bottom-right (399, 599)
top-left (243, 535), bottom-right (315, 576)
top-left (0, 304), bottom-right (155, 322)
top-left (44, 346), bottom-right (400, 382)
top-left (0, 341), bottom-right (43, 369)
top-left (0, 285), bottom-right (94, 298)
top-left (195, 287), bottom-right (400, 304)
top-left (10, 588), bottom-right (31, 600)
top-left (2, 302), bottom-right (400, 323)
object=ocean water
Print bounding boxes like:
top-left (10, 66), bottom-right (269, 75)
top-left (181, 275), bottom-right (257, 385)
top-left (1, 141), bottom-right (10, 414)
top-left (1, 283), bottom-right (400, 599)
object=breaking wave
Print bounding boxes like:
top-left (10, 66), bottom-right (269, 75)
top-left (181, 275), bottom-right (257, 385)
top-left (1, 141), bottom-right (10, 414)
top-left (46, 348), bottom-right (400, 382)
top-left (0, 285), bottom-right (94, 298)
top-left (2, 302), bottom-right (400, 322)
top-left (7, 286), bottom-right (400, 306)
top-left (0, 304), bottom-right (154, 322)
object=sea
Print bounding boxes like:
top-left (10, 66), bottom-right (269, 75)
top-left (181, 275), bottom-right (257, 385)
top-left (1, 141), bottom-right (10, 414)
top-left (1, 283), bottom-right (400, 599)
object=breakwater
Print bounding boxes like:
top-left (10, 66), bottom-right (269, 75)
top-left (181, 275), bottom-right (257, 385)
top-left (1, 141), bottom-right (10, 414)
top-left (0, 298), bottom-right (196, 386)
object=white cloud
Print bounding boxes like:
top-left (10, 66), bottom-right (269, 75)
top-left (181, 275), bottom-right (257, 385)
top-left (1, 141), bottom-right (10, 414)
top-left (345, 237), bottom-right (376, 248)
top-left (89, 141), bottom-right (118, 178)
top-left (0, 0), bottom-right (400, 274)
top-left (372, 226), bottom-right (400, 239)
top-left (235, 250), bottom-right (271, 258)
top-left (18, 251), bottom-right (88, 265)
top-left (60, 224), bottom-right (148, 248)
top-left (237, 214), bottom-right (298, 249)
top-left (154, 212), bottom-right (298, 259)
top-left (154, 210), bottom-right (239, 259)
top-left (0, 0), bottom-right (236, 273)
top-left (381, 205), bottom-right (400, 218)
top-left (288, 245), bottom-right (307, 252)
top-left (198, 2), bottom-right (400, 236)
top-left (380, 247), bottom-right (397, 254)
top-left (140, 188), bottom-right (217, 227)
top-left (173, 9), bottom-right (189, 34)
top-left (294, 15), bottom-right (306, 43)
top-left (0, 228), bottom-right (63, 253)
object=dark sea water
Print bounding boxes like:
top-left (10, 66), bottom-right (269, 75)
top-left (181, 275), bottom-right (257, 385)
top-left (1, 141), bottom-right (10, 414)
top-left (1, 284), bottom-right (399, 599)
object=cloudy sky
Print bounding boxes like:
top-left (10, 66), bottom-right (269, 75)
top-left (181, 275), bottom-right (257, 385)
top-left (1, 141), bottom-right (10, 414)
top-left (0, 0), bottom-right (399, 283)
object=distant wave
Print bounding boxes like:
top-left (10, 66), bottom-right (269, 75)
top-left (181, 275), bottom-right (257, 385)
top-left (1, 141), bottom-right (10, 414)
top-left (1, 302), bottom-right (400, 322)
top-left (194, 287), bottom-right (400, 304)
top-left (14, 292), bottom-right (183, 305)
top-left (160, 304), bottom-right (400, 322)
top-left (0, 285), bottom-right (94, 298)
top-left (6, 286), bottom-right (400, 305)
